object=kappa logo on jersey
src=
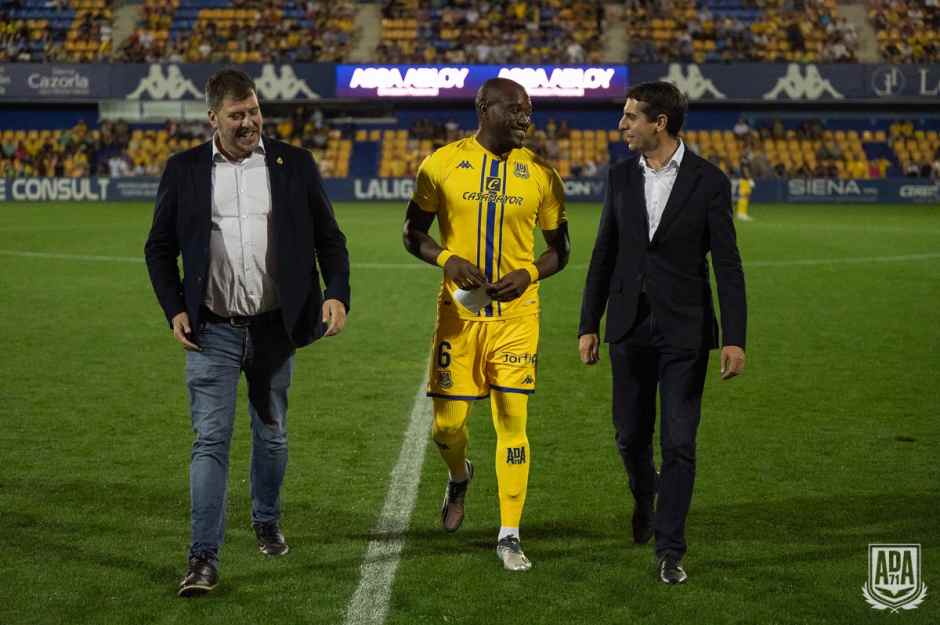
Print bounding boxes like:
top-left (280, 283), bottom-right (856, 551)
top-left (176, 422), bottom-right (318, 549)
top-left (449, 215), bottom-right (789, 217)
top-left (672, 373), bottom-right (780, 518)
top-left (764, 64), bottom-right (844, 100)
top-left (522, 375), bottom-right (534, 385)
top-left (127, 65), bottom-right (201, 100)
top-left (457, 160), bottom-right (474, 169)
top-left (659, 64), bottom-right (726, 99)
top-left (506, 446), bottom-right (527, 465)
top-left (254, 64), bottom-right (318, 99)
top-left (513, 162), bottom-right (530, 179)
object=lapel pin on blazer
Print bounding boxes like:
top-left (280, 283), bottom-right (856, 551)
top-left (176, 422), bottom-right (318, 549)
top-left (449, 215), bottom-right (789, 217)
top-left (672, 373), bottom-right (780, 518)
top-left (276, 156), bottom-right (284, 165)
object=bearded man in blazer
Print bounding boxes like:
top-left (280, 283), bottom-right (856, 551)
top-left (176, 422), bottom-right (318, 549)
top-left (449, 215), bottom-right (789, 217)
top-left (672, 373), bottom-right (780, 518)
top-left (578, 81), bottom-right (746, 585)
top-left (145, 68), bottom-right (350, 596)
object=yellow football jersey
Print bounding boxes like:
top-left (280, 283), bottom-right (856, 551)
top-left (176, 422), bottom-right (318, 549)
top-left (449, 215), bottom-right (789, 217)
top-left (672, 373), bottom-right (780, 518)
top-left (412, 135), bottom-right (566, 321)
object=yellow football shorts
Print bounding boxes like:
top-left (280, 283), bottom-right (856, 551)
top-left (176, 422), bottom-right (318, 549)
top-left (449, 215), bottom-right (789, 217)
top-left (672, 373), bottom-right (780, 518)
top-left (427, 313), bottom-right (539, 399)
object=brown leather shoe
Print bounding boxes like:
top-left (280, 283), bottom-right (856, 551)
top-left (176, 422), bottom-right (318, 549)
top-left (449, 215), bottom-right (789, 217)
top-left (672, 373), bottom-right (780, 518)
top-left (441, 460), bottom-right (474, 532)
top-left (178, 555), bottom-right (218, 597)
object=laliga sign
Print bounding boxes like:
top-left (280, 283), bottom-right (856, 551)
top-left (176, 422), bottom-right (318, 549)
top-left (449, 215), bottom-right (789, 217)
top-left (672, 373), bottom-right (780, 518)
top-left (498, 67), bottom-right (616, 97)
top-left (348, 67), bottom-right (470, 96)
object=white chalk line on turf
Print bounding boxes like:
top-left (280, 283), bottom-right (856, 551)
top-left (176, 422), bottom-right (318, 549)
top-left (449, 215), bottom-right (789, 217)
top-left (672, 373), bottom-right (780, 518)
top-left (342, 370), bottom-right (433, 625)
top-left (2, 249), bottom-right (940, 269)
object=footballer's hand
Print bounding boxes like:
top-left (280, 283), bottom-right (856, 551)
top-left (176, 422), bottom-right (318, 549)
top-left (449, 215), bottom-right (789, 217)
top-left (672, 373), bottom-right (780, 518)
top-left (444, 255), bottom-right (487, 290)
top-left (171, 311), bottom-right (201, 352)
top-left (720, 345), bottom-right (745, 380)
top-left (322, 299), bottom-right (347, 337)
top-left (579, 333), bottom-right (600, 365)
top-left (487, 269), bottom-right (531, 302)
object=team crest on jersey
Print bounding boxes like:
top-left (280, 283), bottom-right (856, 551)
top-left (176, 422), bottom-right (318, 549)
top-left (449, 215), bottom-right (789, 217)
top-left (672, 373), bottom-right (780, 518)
top-left (437, 369), bottom-right (454, 389)
top-left (506, 446), bottom-right (527, 465)
top-left (513, 162), bottom-right (530, 179)
top-left (457, 160), bottom-right (473, 170)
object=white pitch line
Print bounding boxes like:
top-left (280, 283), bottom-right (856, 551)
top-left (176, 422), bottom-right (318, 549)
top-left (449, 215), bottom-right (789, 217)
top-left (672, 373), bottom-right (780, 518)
top-left (2, 249), bottom-right (940, 269)
top-left (342, 371), bottom-right (433, 625)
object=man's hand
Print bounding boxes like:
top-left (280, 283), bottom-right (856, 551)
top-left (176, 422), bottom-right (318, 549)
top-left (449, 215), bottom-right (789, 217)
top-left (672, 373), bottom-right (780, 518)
top-left (171, 311), bottom-right (201, 351)
top-left (720, 345), bottom-right (745, 380)
top-left (444, 256), bottom-right (487, 290)
top-left (322, 299), bottom-right (347, 337)
top-left (487, 269), bottom-right (531, 302)
top-left (579, 333), bottom-right (600, 365)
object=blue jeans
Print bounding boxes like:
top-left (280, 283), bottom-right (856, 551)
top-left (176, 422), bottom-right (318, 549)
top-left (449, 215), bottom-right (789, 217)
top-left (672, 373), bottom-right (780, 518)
top-left (184, 316), bottom-right (294, 563)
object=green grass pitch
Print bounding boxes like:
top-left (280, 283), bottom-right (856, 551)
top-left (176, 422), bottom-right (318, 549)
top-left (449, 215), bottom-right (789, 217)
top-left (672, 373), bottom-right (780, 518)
top-left (0, 201), bottom-right (937, 625)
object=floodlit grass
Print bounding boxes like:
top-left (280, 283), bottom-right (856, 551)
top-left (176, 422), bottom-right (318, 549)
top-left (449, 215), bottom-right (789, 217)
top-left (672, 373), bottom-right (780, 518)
top-left (0, 201), bottom-right (937, 625)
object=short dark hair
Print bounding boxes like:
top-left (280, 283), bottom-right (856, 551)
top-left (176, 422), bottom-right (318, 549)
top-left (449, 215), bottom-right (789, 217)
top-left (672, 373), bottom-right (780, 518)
top-left (626, 81), bottom-right (688, 137)
top-left (205, 68), bottom-right (256, 111)
top-left (475, 77), bottom-right (526, 116)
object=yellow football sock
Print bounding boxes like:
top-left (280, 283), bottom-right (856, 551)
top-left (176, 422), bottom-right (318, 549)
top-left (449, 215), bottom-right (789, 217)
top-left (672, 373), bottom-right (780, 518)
top-left (491, 391), bottom-right (530, 528)
top-left (431, 398), bottom-right (472, 480)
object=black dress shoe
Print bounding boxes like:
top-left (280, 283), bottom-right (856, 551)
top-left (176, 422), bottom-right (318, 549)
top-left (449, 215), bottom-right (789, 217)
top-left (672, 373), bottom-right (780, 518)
top-left (632, 500), bottom-right (654, 544)
top-left (657, 555), bottom-right (688, 585)
top-left (253, 520), bottom-right (289, 556)
top-left (178, 555), bottom-right (219, 597)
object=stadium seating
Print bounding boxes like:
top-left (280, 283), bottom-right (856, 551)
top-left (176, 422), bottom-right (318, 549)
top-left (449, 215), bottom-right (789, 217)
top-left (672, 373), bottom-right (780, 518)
top-left (0, 0), bottom-right (113, 62)
top-left (869, 0), bottom-right (940, 63)
top-left (116, 0), bottom-right (356, 62)
top-left (360, 118), bottom-right (940, 180)
top-left (626, 0), bottom-right (858, 63)
top-left (889, 122), bottom-right (940, 177)
top-left (6, 119), bottom-right (936, 181)
top-left (0, 118), bottom-right (351, 179)
top-left (377, 0), bottom-right (604, 64)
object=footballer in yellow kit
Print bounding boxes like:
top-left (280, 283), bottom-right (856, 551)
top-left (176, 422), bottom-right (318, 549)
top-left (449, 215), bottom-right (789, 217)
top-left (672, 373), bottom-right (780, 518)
top-left (403, 78), bottom-right (569, 571)
top-left (735, 175), bottom-right (754, 221)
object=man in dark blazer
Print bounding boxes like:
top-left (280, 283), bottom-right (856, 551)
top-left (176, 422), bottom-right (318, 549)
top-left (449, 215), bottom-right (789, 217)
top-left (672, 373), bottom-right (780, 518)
top-left (144, 69), bottom-right (350, 597)
top-left (578, 82), bottom-right (746, 585)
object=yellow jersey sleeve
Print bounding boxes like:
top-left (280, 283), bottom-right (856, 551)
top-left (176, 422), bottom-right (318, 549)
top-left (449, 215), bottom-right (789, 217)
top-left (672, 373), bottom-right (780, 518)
top-left (413, 153), bottom-right (442, 213)
top-left (537, 165), bottom-right (567, 230)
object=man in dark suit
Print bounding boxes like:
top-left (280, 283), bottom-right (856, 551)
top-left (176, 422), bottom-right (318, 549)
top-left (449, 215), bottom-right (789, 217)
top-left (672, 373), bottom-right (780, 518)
top-left (144, 69), bottom-right (350, 597)
top-left (578, 82), bottom-right (746, 584)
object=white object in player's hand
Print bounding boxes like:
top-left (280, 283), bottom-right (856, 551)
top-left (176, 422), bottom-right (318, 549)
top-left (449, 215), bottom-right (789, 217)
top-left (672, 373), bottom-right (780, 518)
top-left (453, 286), bottom-right (491, 314)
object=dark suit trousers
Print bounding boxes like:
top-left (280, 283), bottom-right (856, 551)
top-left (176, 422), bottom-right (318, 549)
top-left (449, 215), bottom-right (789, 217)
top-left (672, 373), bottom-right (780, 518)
top-left (609, 294), bottom-right (708, 559)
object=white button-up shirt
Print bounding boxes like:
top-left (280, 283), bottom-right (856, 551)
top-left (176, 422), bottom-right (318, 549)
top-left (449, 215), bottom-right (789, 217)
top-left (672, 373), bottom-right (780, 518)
top-left (204, 135), bottom-right (279, 317)
top-left (639, 140), bottom-right (685, 241)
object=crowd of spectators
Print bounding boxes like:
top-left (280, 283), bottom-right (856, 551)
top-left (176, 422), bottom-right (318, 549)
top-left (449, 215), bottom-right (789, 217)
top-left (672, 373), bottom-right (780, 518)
top-left (5, 115), bottom-right (939, 183)
top-left (626, 0), bottom-right (858, 64)
top-left (0, 120), bottom-right (140, 178)
top-left (869, 0), bottom-right (940, 63)
top-left (0, 0), bottom-right (113, 62)
top-left (377, 0), bottom-right (604, 64)
top-left (116, 0), bottom-right (356, 63)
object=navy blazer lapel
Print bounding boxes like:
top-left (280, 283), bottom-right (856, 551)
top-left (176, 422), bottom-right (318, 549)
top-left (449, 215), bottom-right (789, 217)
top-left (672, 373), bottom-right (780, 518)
top-left (652, 152), bottom-right (702, 244)
top-left (263, 137), bottom-right (290, 235)
top-left (194, 141), bottom-right (212, 229)
top-left (628, 159), bottom-right (649, 238)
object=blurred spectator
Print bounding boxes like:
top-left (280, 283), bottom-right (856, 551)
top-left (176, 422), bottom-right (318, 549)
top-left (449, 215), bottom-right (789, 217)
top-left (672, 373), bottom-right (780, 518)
top-left (626, 0), bottom-right (856, 63)
top-left (870, 0), bottom-right (940, 62)
top-left (379, 0), bottom-right (604, 64)
top-left (117, 0), bottom-right (357, 62)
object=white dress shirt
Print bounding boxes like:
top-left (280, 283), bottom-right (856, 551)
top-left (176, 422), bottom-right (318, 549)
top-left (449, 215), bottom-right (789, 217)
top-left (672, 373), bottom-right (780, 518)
top-left (204, 135), bottom-right (279, 317)
top-left (639, 140), bottom-right (685, 241)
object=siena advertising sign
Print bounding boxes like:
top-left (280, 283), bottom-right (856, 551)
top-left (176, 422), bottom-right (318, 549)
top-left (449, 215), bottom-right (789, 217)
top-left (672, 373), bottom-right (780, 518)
top-left (335, 65), bottom-right (627, 100)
